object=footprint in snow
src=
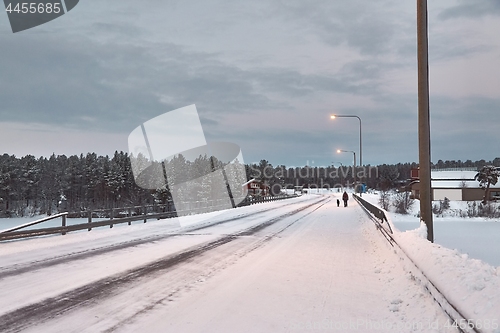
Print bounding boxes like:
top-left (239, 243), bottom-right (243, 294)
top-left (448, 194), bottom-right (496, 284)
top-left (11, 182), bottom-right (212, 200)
top-left (389, 299), bottom-right (403, 312)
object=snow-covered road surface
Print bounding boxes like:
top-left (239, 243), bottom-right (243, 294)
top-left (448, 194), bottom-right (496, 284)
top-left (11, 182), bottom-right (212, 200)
top-left (0, 194), bottom-right (460, 332)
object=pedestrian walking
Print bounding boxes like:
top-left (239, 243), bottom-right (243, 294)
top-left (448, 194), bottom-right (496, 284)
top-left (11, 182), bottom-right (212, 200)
top-left (342, 191), bottom-right (349, 207)
top-left (336, 199), bottom-right (340, 207)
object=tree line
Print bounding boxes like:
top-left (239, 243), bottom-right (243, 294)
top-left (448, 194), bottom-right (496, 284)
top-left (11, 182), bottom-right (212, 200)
top-left (0, 152), bottom-right (143, 217)
top-left (1, 152), bottom-right (499, 217)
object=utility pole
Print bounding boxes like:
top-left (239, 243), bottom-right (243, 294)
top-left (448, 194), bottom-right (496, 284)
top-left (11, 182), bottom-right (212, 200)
top-left (417, 0), bottom-right (434, 242)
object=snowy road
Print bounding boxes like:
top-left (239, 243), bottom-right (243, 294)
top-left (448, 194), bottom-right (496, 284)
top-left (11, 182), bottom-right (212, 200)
top-left (0, 194), bottom-right (458, 332)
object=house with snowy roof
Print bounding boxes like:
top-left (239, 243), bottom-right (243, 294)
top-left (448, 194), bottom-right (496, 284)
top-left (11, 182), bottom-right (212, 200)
top-left (242, 178), bottom-right (269, 196)
top-left (410, 168), bottom-right (500, 201)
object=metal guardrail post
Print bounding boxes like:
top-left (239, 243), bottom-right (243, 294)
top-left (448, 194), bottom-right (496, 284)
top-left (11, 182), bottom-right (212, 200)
top-left (88, 210), bottom-right (92, 231)
top-left (61, 214), bottom-right (67, 235)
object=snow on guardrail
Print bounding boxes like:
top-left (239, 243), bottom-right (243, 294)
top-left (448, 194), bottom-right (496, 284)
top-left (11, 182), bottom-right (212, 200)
top-left (358, 194), bottom-right (500, 332)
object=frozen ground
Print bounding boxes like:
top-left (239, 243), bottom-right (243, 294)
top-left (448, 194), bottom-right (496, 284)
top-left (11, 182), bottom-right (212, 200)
top-left (0, 193), bottom-right (499, 332)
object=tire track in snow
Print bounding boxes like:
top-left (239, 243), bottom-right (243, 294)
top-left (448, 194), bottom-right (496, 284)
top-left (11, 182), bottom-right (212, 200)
top-left (0, 198), bottom-right (307, 280)
top-left (0, 197), bottom-right (329, 333)
top-left (104, 197), bottom-right (331, 333)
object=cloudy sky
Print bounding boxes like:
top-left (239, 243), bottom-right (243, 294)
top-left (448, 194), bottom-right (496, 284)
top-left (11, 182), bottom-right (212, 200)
top-left (1, 0), bottom-right (499, 167)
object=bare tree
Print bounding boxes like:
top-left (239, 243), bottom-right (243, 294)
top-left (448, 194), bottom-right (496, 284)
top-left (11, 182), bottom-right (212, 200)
top-left (393, 191), bottom-right (414, 214)
top-left (378, 190), bottom-right (391, 210)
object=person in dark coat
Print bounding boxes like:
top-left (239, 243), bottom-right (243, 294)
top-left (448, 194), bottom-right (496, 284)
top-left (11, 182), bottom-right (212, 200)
top-left (342, 191), bottom-right (349, 207)
top-left (336, 199), bottom-right (340, 207)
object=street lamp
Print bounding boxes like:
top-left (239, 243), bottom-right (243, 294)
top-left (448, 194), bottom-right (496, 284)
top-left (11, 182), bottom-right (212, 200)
top-left (337, 149), bottom-right (356, 193)
top-left (332, 161), bottom-right (343, 191)
top-left (330, 114), bottom-right (362, 169)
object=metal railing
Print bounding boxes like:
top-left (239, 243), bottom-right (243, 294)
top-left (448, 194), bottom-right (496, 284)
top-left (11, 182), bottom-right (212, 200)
top-left (430, 167), bottom-right (478, 171)
top-left (0, 194), bottom-right (297, 241)
top-left (238, 194), bottom-right (294, 207)
top-left (0, 212), bottom-right (68, 234)
top-left (352, 193), bottom-right (483, 333)
top-left (352, 194), bottom-right (392, 233)
top-left (0, 209), bottom-right (177, 241)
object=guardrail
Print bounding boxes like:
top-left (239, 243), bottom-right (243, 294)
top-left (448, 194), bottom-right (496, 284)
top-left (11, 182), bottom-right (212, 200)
top-left (0, 194), bottom-right (297, 241)
top-left (67, 202), bottom-right (174, 220)
top-left (0, 212), bottom-right (68, 235)
top-left (352, 194), bottom-right (482, 333)
top-left (0, 210), bottom-right (176, 241)
top-left (238, 194), bottom-right (294, 207)
top-left (352, 194), bottom-right (392, 233)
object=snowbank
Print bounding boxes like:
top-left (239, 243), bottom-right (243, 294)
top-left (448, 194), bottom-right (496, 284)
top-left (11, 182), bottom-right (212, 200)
top-left (359, 193), bottom-right (500, 331)
top-left (389, 218), bottom-right (500, 332)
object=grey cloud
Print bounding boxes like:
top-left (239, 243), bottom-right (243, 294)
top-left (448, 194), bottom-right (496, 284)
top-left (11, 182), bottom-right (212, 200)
top-left (0, 25), bottom-right (386, 135)
top-left (270, 0), bottom-right (410, 57)
top-left (0, 0), bottom-right (405, 131)
top-left (162, 69), bottom-right (498, 166)
top-left (431, 95), bottom-right (500, 130)
top-left (338, 60), bottom-right (388, 84)
top-left (428, 95), bottom-right (500, 161)
top-left (0, 34), bottom-right (163, 131)
top-left (1, 0), bottom-right (498, 167)
top-left (226, 128), bottom-right (359, 167)
top-left (0, 34), bottom-right (276, 133)
top-left (429, 35), bottom-right (494, 62)
top-left (249, 67), bottom-right (379, 99)
top-left (438, 0), bottom-right (500, 20)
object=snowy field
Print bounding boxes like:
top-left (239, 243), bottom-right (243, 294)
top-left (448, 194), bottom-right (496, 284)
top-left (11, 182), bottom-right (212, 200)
top-left (362, 192), bottom-right (500, 267)
top-left (0, 193), bottom-right (499, 332)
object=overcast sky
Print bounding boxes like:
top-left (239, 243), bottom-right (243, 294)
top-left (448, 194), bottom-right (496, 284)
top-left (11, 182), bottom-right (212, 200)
top-left (1, 0), bottom-right (499, 167)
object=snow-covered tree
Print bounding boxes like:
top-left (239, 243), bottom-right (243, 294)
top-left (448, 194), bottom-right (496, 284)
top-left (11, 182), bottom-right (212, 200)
top-left (475, 165), bottom-right (500, 203)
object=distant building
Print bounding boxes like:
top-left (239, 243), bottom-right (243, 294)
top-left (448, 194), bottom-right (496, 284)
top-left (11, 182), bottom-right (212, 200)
top-left (294, 186), bottom-right (303, 195)
top-left (410, 168), bottom-right (500, 201)
top-left (242, 179), bottom-right (269, 196)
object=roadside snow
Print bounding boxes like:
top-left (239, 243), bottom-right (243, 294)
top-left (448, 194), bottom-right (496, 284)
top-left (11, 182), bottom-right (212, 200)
top-left (105, 195), bottom-right (457, 333)
top-left (362, 192), bottom-right (500, 267)
top-left (393, 223), bottom-right (500, 332)
top-left (361, 193), bottom-right (500, 331)
top-left (2, 193), bottom-right (499, 332)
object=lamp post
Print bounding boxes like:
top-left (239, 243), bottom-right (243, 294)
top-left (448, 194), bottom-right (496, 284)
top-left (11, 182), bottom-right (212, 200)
top-left (337, 149), bottom-right (356, 192)
top-left (417, 0), bottom-right (433, 242)
top-left (331, 115), bottom-right (363, 195)
top-left (332, 161), bottom-right (343, 191)
top-left (330, 115), bottom-right (362, 168)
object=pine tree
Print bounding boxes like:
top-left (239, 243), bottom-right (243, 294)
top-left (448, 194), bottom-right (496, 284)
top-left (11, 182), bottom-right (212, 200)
top-left (475, 165), bottom-right (500, 203)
